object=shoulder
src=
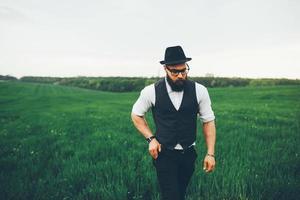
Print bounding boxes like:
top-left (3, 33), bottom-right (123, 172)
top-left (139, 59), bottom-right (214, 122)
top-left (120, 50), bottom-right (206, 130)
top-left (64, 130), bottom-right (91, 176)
top-left (194, 81), bottom-right (210, 101)
top-left (194, 81), bottom-right (208, 92)
top-left (140, 83), bottom-right (155, 97)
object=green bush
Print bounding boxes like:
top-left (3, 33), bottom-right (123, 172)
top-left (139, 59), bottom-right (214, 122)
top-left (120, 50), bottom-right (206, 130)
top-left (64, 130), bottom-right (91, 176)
top-left (17, 75), bottom-right (300, 92)
top-left (0, 75), bottom-right (18, 81)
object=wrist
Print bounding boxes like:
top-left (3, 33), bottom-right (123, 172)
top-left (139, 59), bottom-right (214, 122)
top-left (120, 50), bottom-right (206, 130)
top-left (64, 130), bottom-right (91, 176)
top-left (207, 150), bottom-right (214, 155)
top-left (146, 135), bottom-right (156, 144)
top-left (206, 153), bottom-right (215, 158)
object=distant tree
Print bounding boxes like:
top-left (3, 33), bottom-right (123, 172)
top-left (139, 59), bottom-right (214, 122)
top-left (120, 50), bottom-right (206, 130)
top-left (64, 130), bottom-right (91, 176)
top-left (0, 75), bottom-right (18, 81)
top-left (18, 76), bottom-right (300, 92)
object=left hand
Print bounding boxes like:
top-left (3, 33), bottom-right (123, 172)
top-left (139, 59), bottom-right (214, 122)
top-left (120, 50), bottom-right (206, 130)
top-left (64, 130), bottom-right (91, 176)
top-left (203, 155), bottom-right (215, 173)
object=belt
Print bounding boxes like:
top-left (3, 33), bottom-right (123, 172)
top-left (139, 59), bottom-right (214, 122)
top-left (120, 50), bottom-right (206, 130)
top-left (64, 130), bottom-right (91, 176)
top-left (162, 144), bottom-right (194, 154)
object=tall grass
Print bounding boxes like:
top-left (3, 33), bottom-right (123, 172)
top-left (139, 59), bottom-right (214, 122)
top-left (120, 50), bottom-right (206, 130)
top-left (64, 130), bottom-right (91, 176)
top-left (0, 81), bottom-right (299, 199)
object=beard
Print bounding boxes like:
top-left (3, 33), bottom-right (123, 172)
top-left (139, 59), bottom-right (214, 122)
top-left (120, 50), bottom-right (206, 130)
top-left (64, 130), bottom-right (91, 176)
top-left (166, 74), bottom-right (187, 92)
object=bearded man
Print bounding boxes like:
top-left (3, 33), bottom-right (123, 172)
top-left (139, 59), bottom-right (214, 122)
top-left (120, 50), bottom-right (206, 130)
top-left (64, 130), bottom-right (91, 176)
top-left (131, 46), bottom-right (216, 200)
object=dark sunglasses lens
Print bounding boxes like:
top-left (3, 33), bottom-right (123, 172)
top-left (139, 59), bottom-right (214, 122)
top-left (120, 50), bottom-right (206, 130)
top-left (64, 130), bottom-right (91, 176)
top-left (167, 66), bottom-right (189, 76)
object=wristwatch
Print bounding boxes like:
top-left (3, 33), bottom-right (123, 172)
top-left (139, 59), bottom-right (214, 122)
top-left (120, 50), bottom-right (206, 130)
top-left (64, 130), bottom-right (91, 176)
top-left (146, 136), bottom-right (156, 144)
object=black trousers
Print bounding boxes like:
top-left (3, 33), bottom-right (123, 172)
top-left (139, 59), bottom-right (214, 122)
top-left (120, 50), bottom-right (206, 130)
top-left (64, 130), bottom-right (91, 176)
top-left (152, 145), bottom-right (197, 200)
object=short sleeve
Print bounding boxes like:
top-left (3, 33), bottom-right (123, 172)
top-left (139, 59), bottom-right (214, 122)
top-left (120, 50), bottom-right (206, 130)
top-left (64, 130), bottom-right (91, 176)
top-left (196, 83), bottom-right (215, 123)
top-left (131, 84), bottom-right (155, 116)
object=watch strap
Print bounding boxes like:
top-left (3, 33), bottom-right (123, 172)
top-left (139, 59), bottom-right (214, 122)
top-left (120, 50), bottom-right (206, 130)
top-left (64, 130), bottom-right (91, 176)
top-left (146, 136), bottom-right (156, 143)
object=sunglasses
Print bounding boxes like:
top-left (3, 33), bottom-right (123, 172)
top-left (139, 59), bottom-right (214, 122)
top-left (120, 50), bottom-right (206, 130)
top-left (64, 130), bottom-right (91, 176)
top-left (166, 64), bottom-right (190, 76)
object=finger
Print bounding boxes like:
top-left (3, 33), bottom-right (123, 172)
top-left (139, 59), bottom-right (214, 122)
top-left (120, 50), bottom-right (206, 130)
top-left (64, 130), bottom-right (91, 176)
top-left (205, 166), bottom-right (209, 172)
top-left (158, 144), bottom-right (161, 152)
top-left (153, 149), bottom-right (158, 159)
top-left (206, 164), bottom-right (212, 172)
top-left (149, 149), bottom-right (155, 158)
top-left (205, 161), bottom-right (211, 172)
top-left (203, 160), bottom-right (207, 170)
top-left (207, 163), bottom-right (215, 172)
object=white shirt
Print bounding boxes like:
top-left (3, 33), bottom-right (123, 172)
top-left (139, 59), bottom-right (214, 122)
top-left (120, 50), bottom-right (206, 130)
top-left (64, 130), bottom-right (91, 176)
top-left (132, 77), bottom-right (215, 149)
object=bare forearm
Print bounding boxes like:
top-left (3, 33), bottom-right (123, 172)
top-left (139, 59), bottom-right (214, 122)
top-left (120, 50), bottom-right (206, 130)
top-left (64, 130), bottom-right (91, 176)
top-left (131, 113), bottom-right (154, 138)
top-left (202, 120), bottom-right (216, 155)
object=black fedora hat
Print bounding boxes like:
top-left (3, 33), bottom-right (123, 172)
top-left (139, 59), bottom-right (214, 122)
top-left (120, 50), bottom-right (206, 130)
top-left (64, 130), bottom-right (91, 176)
top-left (160, 46), bottom-right (192, 65)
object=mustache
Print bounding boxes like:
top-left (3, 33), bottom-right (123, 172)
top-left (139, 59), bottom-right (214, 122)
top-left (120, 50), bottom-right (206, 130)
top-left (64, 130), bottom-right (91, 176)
top-left (176, 78), bottom-right (185, 81)
top-left (174, 77), bottom-right (187, 83)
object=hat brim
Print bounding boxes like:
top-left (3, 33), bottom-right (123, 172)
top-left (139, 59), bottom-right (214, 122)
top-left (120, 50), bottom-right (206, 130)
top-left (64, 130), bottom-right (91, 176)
top-left (160, 58), bottom-right (192, 65)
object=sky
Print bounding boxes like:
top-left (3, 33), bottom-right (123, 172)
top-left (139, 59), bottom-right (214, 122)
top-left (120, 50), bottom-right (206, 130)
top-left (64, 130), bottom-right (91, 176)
top-left (0, 0), bottom-right (299, 79)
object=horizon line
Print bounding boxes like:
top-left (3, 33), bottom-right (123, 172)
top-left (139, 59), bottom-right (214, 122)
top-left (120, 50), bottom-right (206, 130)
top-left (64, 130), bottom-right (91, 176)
top-left (1, 74), bottom-right (299, 80)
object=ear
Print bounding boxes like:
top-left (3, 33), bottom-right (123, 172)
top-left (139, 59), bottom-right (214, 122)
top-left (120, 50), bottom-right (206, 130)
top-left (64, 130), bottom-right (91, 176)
top-left (163, 65), bottom-right (167, 72)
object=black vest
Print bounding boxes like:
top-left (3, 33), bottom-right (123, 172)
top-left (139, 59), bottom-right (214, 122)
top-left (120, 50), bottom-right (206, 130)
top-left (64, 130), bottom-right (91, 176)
top-left (151, 78), bottom-right (199, 149)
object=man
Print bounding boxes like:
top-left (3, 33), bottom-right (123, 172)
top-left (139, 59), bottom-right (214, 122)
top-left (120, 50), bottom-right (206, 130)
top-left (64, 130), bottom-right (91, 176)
top-left (131, 46), bottom-right (216, 200)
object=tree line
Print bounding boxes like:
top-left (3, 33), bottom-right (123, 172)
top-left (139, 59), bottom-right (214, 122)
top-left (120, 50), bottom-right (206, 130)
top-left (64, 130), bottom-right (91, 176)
top-left (1, 75), bottom-right (299, 92)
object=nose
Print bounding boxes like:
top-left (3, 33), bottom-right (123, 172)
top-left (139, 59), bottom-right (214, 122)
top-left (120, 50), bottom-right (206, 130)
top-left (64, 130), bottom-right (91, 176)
top-left (177, 72), bottom-right (183, 78)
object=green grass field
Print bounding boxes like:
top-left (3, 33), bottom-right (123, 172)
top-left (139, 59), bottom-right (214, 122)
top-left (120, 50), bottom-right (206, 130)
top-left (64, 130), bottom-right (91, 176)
top-left (0, 81), bottom-right (299, 200)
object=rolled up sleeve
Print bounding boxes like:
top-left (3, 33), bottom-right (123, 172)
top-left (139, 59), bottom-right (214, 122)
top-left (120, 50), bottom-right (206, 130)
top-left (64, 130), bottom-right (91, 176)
top-left (196, 84), bottom-right (215, 123)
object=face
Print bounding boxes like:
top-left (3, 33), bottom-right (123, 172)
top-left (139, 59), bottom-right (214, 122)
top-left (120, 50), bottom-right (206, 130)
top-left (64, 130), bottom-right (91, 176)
top-left (164, 63), bottom-right (189, 91)
top-left (164, 63), bottom-right (188, 81)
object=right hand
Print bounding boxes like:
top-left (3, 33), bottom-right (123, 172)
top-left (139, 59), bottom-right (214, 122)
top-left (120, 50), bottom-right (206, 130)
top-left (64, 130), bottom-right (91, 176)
top-left (148, 139), bottom-right (161, 159)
